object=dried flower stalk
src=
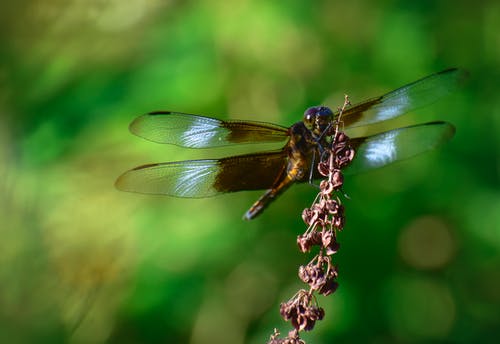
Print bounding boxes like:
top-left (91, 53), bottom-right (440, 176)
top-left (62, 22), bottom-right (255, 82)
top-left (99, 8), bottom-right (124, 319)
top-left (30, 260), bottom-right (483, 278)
top-left (269, 96), bottom-right (354, 344)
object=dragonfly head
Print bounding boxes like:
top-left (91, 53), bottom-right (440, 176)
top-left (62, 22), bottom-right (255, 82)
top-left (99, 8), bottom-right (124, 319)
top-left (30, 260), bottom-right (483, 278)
top-left (303, 106), bottom-right (334, 137)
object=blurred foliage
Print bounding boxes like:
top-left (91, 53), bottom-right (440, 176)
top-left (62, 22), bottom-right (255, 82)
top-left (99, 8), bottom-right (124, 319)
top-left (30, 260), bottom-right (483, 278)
top-left (0, 0), bottom-right (499, 343)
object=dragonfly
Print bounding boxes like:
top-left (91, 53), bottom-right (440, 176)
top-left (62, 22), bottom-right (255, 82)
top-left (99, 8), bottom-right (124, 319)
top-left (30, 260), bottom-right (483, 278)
top-left (115, 68), bottom-right (464, 220)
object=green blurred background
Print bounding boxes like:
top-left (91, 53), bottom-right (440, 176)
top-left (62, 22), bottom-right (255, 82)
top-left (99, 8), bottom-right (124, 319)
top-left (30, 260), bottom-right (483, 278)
top-left (1, 0), bottom-right (499, 343)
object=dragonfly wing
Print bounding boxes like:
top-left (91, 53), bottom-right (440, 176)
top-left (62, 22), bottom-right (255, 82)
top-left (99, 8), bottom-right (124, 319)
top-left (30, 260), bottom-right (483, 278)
top-left (129, 111), bottom-right (289, 148)
top-left (345, 121), bottom-right (455, 175)
top-left (341, 68), bottom-right (466, 129)
top-left (115, 150), bottom-right (287, 197)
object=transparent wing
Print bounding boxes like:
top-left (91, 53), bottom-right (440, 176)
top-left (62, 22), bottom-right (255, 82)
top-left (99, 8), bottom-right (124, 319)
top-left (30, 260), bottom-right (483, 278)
top-left (115, 150), bottom-right (287, 197)
top-left (341, 68), bottom-right (466, 129)
top-left (346, 121), bottom-right (455, 174)
top-left (129, 111), bottom-right (289, 148)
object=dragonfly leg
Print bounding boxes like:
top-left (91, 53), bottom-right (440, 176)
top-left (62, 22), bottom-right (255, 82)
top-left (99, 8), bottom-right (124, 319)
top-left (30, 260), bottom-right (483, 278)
top-left (308, 149), bottom-right (317, 184)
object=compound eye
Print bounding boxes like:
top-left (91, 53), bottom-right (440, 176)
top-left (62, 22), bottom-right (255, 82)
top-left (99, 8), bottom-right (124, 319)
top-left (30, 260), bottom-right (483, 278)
top-left (303, 106), bottom-right (319, 129)
top-left (303, 107), bottom-right (317, 129)
top-left (314, 106), bottom-right (334, 130)
top-left (317, 106), bottom-right (334, 120)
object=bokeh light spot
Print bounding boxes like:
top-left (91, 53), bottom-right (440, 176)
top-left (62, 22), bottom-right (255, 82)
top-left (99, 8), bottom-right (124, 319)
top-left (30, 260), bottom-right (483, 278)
top-left (398, 215), bottom-right (457, 270)
top-left (383, 276), bottom-right (456, 340)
